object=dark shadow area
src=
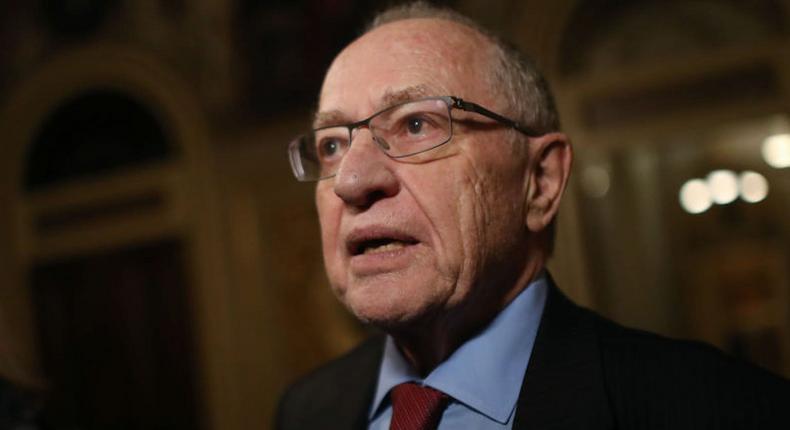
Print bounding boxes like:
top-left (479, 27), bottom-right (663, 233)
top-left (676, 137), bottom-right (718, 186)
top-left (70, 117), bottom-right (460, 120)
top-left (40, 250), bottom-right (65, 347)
top-left (25, 90), bottom-right (171, 191)
top-left (31, 239), bottom-right (201, 430)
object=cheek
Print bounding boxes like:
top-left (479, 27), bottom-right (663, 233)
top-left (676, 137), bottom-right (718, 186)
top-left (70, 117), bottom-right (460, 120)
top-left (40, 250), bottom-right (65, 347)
top-left (444, 153), bottom-right (526, 289)
top-left (456, 168), bottom-right (492, 272)
top-left (474, 168), bottom-right (530, 272)
top-left (315, 186), bottom-right (335, 242)
top-left (414, 159), bottom-right (490, 287)
top-left (315, 187), bottom-right (345, 283)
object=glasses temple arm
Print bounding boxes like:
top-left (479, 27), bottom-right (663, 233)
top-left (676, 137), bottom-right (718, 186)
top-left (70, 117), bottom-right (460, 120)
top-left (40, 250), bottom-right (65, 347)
top-left (451, 97), bottom-right (541, 137)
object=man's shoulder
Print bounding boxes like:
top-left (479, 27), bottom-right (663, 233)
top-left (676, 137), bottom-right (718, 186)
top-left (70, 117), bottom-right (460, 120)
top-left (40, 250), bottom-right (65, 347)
top-left (590, 311), bottom-right (784, 382)
top-left (275, 335), bottom-right (384, 430)
top-left (589, 312), bottom-right (790, 426)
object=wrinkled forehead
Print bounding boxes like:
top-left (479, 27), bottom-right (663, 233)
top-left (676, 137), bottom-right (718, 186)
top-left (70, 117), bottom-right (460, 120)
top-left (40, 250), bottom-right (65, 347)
top-left (318, 18), bottom-right (497, 120)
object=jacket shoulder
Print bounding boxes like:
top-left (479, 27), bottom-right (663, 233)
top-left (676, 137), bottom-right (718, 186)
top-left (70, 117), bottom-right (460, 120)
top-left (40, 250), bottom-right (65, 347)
top-left (591, 314), bottom-right (790, 428)
top-left (275, 335), bottom-right (384, 430)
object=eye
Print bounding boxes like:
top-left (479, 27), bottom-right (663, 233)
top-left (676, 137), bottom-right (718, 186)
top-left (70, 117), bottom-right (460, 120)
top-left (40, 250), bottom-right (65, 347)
top-left (314, 127), bottom-right (349, 163)
top-left (407, 117), bottom-right (425, 135)
top-left (318, 138), bottom-right (344, 161)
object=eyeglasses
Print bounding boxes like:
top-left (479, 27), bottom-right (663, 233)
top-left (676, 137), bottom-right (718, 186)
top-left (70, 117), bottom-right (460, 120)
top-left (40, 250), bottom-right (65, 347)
top-left (288, 96), bottom-right (539, 181)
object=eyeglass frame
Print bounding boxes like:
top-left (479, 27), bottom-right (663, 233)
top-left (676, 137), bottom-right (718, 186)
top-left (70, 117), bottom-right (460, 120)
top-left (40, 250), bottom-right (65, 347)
top-left (289, 95), bottom-right (541, 181)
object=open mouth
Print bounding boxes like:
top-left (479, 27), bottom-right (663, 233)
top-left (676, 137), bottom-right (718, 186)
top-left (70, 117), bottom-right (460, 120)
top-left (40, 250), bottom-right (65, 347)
top-left (348, 235), bottom-right (419, 256)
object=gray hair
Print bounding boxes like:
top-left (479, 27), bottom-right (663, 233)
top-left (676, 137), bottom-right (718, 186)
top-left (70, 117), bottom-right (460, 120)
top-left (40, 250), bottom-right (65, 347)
top-left (367, 1), bottom-right (560, 134)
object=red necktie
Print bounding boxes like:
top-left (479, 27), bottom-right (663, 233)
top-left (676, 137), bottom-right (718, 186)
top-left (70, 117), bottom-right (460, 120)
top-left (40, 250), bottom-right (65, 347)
top-left (389, 382), bottom-right (450, 430)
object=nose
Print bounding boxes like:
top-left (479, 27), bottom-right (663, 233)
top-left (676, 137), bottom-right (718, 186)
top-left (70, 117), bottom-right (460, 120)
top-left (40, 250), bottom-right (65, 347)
top-left (333, 129), bottom-right (399, 209)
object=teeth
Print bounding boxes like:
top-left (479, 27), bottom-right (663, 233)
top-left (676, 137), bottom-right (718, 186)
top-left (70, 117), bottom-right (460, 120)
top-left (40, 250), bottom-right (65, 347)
top-left (362, 241), bottom-right (406, 254)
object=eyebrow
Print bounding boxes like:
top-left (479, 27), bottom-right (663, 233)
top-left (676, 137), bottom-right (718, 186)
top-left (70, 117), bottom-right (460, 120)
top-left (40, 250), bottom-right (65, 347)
top-left (381, 85), bottom-right (431, 107)
top-left (312, 110), bottom-right (351, 130)
top-left (312, 85), bottom-right (434, 129)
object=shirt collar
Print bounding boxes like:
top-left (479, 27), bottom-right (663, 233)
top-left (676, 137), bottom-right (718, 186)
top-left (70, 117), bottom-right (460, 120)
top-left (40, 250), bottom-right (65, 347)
top-left (369, 272), bottom-right (548, 424)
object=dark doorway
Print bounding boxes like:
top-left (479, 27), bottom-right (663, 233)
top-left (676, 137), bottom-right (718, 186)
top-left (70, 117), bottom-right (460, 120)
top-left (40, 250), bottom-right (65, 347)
top-left (30, 239), bottom-right (201, 430)
top-left (25, 89), bottom-right (172, 191)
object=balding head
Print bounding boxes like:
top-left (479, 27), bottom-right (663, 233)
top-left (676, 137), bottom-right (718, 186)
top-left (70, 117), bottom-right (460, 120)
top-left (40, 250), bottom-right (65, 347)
top-left (367, 2), bottom-right (560, 135)
top-left (320, 17), bottom-right (506, 127)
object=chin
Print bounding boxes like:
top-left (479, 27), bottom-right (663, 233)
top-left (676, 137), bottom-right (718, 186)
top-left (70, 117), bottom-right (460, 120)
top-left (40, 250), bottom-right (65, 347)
top-left (339, 278), bottom-right (440, 329)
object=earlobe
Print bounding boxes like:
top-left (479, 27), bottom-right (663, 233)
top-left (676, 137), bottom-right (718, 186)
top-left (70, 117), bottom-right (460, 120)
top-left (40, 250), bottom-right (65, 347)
top-left (526, 196), bottom-right (551, 232)
top-left (522, 173), bottom-right (543, 232)
top-left (523, 133), bottom-right (573, 233)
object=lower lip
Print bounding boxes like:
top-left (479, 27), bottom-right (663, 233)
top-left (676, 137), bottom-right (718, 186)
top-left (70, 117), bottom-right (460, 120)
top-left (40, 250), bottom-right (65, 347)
top-left (349, 243), bottom-right (420, 276)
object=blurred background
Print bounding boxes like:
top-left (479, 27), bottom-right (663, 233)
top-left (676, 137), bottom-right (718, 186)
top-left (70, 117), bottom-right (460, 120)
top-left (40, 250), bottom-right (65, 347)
top-left (0, 0), bottom-right (788, 428)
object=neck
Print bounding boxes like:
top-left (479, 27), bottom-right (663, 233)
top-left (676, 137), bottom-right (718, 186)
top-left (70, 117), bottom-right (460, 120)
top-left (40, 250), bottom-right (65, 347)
top-left (391, 254), bottom-right (546, 376)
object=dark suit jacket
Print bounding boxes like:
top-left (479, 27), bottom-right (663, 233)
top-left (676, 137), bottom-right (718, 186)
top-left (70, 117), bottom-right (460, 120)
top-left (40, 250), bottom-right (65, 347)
top-left (276, 283), bottom-right (790, 429)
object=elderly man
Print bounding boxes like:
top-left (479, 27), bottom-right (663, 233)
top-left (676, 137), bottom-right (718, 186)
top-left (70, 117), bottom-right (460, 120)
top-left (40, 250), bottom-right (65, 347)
top-left (278, 3), bottom-right (789, 429)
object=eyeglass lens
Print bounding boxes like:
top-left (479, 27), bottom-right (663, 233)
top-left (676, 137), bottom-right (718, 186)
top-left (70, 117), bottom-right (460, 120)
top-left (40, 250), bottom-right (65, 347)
top-left (290, 98), bottom-right (453, 181)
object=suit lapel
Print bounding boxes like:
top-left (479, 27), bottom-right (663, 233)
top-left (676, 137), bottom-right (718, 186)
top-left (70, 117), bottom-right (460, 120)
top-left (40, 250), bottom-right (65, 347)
top-left (335, 337), bottom-right (384, 430)
top-left (513, 279), bottom-right (613, 429)
top-left (285, 335), bottom-right (383, 430)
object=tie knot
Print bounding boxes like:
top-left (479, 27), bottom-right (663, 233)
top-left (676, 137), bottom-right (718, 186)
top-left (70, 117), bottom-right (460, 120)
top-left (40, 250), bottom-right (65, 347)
top-left (390, 383), bottom-right (449, 430)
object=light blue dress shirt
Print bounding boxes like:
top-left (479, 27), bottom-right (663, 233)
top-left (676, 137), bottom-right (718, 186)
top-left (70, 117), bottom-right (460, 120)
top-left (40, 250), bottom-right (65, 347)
top-left (368, 273), bottom-right (548, 429)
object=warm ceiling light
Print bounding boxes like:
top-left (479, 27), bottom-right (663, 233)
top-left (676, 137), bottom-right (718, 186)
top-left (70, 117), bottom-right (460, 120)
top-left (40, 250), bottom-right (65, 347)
top-left (739, 171), bottom-right (769, 203)
top-left (761, 133), bottom-right (790, 168)
top-left (679, 179), bottom-right (712, 214)
top-left (706, 170), bottom-right (738, 205)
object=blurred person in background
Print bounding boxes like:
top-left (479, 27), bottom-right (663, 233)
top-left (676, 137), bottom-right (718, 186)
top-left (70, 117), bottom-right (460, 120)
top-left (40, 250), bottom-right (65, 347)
top-left (277, 2), bottom-right (790, 429)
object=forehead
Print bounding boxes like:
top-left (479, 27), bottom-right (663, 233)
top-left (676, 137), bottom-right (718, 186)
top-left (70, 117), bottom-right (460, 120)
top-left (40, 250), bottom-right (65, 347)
top-left (318, 18), bottom-right (495, 120)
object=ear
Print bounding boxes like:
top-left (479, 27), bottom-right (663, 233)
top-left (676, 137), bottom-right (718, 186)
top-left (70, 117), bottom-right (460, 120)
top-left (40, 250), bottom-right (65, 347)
top-left (525, 132), bottom-right (573, 233)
